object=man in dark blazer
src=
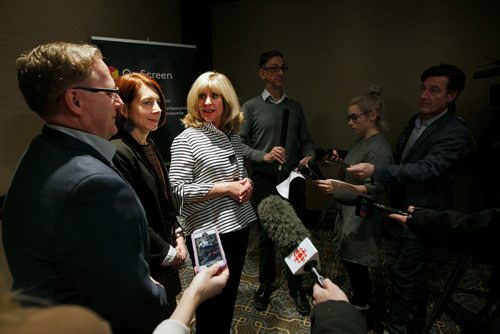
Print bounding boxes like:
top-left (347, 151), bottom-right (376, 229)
top-left (2, 42), bottom-right (169, 334)
top-left (347, 64), bottom-right (474, 334)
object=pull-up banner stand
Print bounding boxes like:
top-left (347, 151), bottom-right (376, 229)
top-left (91, 36), bottom-right (196, 162)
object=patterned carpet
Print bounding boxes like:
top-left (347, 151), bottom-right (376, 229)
top-left (178, 213), bottom-right (492, 334)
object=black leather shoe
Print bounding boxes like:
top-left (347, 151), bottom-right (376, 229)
top-left (291, 291), bottom-right (311, 315)
top-left (254, 285), bottom-right (272, 311)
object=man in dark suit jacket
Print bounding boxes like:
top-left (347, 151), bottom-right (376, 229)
top-left (347, 64), bottom-right (474, 334)
top-left (2, 42), bottom-right (168, 334)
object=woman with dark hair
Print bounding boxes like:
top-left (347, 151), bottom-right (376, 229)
top-left (313, 86), bottom-right (393, 310)
top-left (111, 73), bottom-right (187, 316)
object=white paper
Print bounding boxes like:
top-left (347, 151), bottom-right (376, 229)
top-left (276, 170), bottom-right (306, 199)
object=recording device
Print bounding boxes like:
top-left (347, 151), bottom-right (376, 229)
top-left (315, 148), bottom-right (334, 160)
top-left (315, 148), bottom-right (348, 159)
top-left (257, 195), bottom-right (325, 287)
top-left (324, 159), bottom-right (351, 168)
top-left (315, 148), bottom-right (350, 168)
top-left (278, 109), bottom-right (290, 172)
top-left (284, 237), bottom-right (325, 288)
top-left (191, 227), bottom-right (227, 273)
top-left (296, 159), bottom-right (325, 180)
top-left (332, 188), bottom-right (409, 218)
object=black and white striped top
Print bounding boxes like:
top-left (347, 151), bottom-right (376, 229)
top-left (169, 122), bottom-right (257, 235)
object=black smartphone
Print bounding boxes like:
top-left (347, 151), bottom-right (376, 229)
top-left (325, 160), bottom-right (351, 168)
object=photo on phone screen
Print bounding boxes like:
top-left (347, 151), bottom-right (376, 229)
top-left (191, 228), bottom-right (226, 272)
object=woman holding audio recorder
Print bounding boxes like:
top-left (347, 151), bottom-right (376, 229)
top-left (313, 86), bottom-right (392, 311)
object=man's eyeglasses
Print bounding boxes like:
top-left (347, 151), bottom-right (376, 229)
top-left (73, 86), bottom-right (120, 100)
top-left (346, 111), bottom-right (371, 121)
top-left (261, 65), bottom-right (289, 73)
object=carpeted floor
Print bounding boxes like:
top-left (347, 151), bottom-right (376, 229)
top-left (178, 214), bottom-right (492, 334)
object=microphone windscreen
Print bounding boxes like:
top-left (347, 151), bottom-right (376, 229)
top-left (279, 109), bottom-right (290, 147)
top-left (332, 188), bottom-right (358, 206)
top-left (257, 195), bottom-right (310, 251)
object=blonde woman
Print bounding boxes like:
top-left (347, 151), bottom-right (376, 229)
top-left (169, 71), bottom-right (256, 334)
top-left (313, 86), bottom-right (393, 311)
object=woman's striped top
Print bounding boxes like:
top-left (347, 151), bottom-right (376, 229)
top-left (169, 122), bottom-right (256, 235)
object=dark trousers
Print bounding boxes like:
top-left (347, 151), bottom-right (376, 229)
top-left (487, 261), bottom-right (500, 307)
top-left (387, 235), bottom-right (429, 334)
top-left (252, 170), bottom-right (305, 294)
top-left (186, 226), bottom-right (250, 334)
top-left (342, 260), bottom-right (372, 306)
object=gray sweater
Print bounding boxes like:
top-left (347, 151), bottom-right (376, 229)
top-left (335, 133), bottom-right (393, 266)
top-left (240, 95), bottom-right (315, 175)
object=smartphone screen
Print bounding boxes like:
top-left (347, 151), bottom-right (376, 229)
top-left (192, 228), bottom-right (226, 272)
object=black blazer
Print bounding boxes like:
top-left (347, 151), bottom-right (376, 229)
top-left (112, 130), bottom-right (179, 278)
top-left (3, 126), bottom-right (168, 333)
top-left (376, 111), bottom-right (473, 211)
top-left (311, 300), bottom-right (367, 334)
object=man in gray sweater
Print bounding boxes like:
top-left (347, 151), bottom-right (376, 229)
top-left (240, 50), bottom-right (315, 315)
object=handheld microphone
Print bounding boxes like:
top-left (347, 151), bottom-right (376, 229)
top-left (278, 109), bottom-right (289, 171)
top-left (332, 188), bottom-right (409, 218)
top-left (257, 195), bottom-right (310, 250)
top-left (257, 195), bottom-right (325, 287)
top-left (284, 237), bottom-right (325, 287)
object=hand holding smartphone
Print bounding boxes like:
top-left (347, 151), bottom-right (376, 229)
top-left (191, 228), bottom-right (227, 273)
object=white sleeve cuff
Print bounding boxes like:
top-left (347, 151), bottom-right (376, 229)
top-left (160, 246), bottom-right (178, 267)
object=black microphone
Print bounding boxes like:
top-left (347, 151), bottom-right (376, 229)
top-left (279, 109), bottom-right (289, 148)
top-left (257, 195), bottom-right (325, 287)
top-left (332, 188), bottom-right (409, 218)
top-left (278, 109), bottom-right (289, 172)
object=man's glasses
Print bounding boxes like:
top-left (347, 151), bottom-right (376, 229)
top-left (73, 86), bottom-right (120, 101)
top-left (261, 65), bottom-right (289, 73)
top-left (346, 111), bottom-right (371, 121)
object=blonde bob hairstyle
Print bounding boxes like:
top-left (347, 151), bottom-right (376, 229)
top-left (182, 71), bottom-right (244, 133)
